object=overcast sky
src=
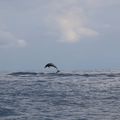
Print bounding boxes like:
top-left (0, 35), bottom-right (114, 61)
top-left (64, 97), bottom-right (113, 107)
top-left (0, 0), bottom-right (120, 71)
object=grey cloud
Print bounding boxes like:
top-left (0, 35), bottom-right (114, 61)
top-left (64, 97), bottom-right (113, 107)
top-left (0, 30), bottom-right (26, 48)
top-left (0, 0), bottom-right (119, 45)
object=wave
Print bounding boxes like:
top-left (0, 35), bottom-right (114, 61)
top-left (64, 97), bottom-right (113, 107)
top-left (8, 71), bottom-right (120, 77)
top-left (8, 72), bottom-right (38, 76)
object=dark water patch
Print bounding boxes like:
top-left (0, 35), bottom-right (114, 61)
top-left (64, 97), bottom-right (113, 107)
top-left (0, 107), bottom-right (17, 117)
top-left (8, 72), bottom-right (38, 76)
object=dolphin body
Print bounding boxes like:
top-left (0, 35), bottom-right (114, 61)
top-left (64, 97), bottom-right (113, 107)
top-left (44, 63), bottom-right (60, 73)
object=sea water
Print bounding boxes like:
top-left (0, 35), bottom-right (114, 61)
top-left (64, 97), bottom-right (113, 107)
top-left (0, 70), bottom-right (120, 120)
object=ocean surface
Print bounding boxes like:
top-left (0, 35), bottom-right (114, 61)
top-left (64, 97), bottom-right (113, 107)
top-left (0, 70), bottom-right (120, 120)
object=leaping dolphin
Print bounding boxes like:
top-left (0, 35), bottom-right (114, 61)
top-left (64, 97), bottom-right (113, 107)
top-left (44, 63), bottom-right (60, 73)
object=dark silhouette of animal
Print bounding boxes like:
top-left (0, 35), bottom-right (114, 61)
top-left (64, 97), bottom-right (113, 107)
top-left (44, 63), bottom-right (60, 73)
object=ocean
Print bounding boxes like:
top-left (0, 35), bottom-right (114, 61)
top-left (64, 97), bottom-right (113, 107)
top-left (0, 70), bottom-right (120, 120)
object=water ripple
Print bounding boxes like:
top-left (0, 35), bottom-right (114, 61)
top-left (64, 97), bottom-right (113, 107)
top-left (0, 71), bottom-right (120, 120)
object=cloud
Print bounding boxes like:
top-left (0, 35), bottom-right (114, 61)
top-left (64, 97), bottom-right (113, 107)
top-left (52, 0), bottom-right (120, 43)
top-left (58, 12), bottom-right (98, 43)
top-left (0, 30), bottom-right (27, 48)
top-left (32, 0), bottom-right (99, 43)
top-left (0, 0), bottom-right (119, 44)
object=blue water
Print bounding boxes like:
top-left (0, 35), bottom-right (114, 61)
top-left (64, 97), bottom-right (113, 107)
top-left (0, 70), bottom-right (120, 120)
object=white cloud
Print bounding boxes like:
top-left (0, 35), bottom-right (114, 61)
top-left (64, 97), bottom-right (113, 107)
top-left (0, 30), bottom-right (27, 48)
top-left (0, 0), bottom-right (119, 44)
top-left (53, 1), bottom-right (99, 43)
top-left (17, 39), bottom-right (26, 47)
top-left (58, 12), bottom-right (98, 43)
top-left (47, 0), bottom-right (120, 43)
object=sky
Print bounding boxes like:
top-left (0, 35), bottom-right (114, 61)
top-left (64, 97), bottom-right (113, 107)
top-left (0, 0), bottom-right (120, 71)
